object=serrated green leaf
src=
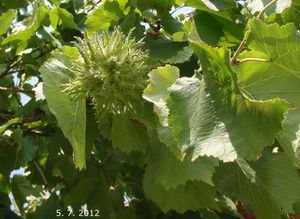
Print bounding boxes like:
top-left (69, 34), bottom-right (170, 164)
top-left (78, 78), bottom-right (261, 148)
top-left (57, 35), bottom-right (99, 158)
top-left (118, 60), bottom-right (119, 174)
top-left (16, 137), bottom-right (38, 166)
top-left (236, 20), bottom-right (300, 107)
top-left (253, 153), bottom-right (300, 213)
top-left (40, 54), bottom-right (86, 169)
top-left (143, 167), bottom-right (219, 213)
top-left (111, 115), bottom-right (148, 153)
top-left (85, 1), bottom-right (123, 32)
top-left (147, 129), bottom-right (219, 189)
top-left (143, 65), bottom-right (180, 126)
top-left (144, 38), bottom-right (189, 62)
top-left (176, 42), bottom-right (289, 161)
top-left (276, 108), bottom-right (300, 168)
top-left (0, 9), bottom-right (17, 35)
top-left (279, 0), bottom-right (300, 29)
top-left (214, 163), bottom-right (282, 219)
top-left (166, 46), bottom-right (193, 64)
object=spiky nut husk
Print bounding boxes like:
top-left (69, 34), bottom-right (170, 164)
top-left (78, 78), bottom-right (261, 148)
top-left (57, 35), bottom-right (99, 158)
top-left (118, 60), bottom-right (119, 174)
top-left (64, 27), bottom-right (151, 121)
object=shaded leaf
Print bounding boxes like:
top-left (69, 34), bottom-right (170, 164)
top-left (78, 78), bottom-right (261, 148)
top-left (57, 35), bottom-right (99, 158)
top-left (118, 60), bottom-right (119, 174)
top-left (40, 53), bottom-right (86, 169)
top-left (85, 1), bottom-right (123, 32)
top-left (143, 167), bottom-right (219, 213)
top-left (111, 115), bottom-right (148, 153)
top-left (147, 129), bottom-right (219, 189)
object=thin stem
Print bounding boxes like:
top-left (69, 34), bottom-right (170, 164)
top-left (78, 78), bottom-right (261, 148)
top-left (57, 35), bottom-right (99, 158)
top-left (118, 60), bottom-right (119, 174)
top-left (231, 0), bottom-right (277, 65)
top-left (33, 160), bottom-right (51, 192)
top-left (171, 5), bottom-right (185, 15)
top-left (231, 36), bottom-right (248, 65)
top-left (237, 57), bottom-right (271, 64)
top-left (0, 86), bottom-right (34, 93)
top-left (256, 0), bottom-right (277, 20)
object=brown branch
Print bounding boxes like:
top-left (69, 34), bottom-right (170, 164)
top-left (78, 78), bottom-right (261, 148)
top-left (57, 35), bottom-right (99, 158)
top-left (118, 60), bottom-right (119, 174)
top-left (33, 160), bottom-right (51, 192)
top-left (0, 86), bottom-right (34, 94)
top-left (231, 0), bottom-right (277, 65)
top-left (0, 109), bottom-right (44, 125)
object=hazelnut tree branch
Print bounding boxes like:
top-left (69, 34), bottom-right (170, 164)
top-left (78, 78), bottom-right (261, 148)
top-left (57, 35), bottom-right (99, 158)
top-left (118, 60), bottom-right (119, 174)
top-left (230, 0), bottom-right (277, 65)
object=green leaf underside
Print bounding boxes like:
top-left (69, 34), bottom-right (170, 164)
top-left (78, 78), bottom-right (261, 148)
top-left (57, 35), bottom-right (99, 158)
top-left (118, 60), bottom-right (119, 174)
top-left (40, 53), bottom-right (86, 169)
top-left (143, 168), bottom-right (219, 213)
top-left (147, 130), bottom-right (219, 190)
top-left (180, 42), bottom-right (289, 161)
top-left (237, 20), bottom-right (300, 107)
top-left (143, 64), bottom-right (180, 126)
top-left (143, 65), bottom-right (184, 158)
top-left (111, 115), bottom-right (148, 153)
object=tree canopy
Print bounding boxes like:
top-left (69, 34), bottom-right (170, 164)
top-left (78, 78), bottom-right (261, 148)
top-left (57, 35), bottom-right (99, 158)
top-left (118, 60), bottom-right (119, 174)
top-left (1, 0), bottom-right (300, 218)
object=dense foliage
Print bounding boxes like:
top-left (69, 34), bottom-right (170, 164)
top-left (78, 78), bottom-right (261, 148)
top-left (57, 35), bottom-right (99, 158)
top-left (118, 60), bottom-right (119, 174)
top-left (1, 0), bottom-right (300, 218)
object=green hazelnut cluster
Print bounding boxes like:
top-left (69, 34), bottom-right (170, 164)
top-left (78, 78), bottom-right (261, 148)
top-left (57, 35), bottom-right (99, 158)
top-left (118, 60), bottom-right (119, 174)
top-left (64, 27), bottom-right (150, 121)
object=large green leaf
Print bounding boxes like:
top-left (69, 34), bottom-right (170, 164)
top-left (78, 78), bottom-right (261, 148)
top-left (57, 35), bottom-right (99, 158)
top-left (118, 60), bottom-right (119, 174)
top-left (0, 9), bottom-right (17, 35)
top-left (216, 153), bottom-right (300, 218)
top-left (111, 115), bottom-right (148, 153)
top-left (147, 130), bottom-right (219, 189)
top-left (143, 167), bottom-right (219, 213)
top-left (214, 163), bottom-right (282, 219)
top-left (175, 42), bottom-right (289, 161)
top-left (40, 53), bottom-right (86, 169)
top-left (236, 20), bottom-right (300, 107)
top-left (253, 153), bottom-right (300, 213)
